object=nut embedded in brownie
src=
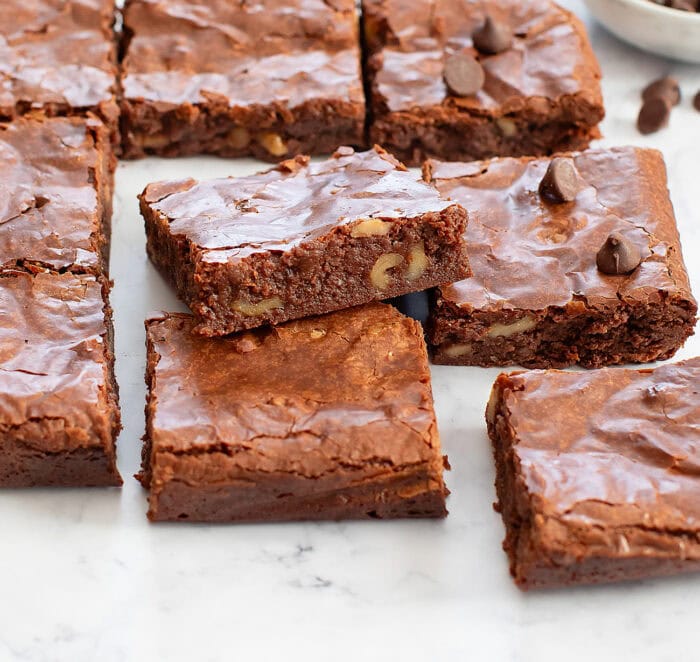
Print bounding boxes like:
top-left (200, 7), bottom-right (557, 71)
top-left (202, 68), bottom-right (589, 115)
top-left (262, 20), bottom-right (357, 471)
top-left (424, 147), bottom-right (697, 369)
top-left (119, 0), bottom-right (366, 160)
top-left (140, 303), bottom-right (449, 522)
top-left (486, 358), bottom-right (700, 589)
top-left (362, 0), bottom-right (605, 165)
top-left (140, 146), bottom-right (470, 337)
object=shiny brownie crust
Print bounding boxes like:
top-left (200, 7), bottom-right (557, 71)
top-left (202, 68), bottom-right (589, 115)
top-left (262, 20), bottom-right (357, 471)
top-left (140, 304), bottom-right (448, 522)
top-left (486, 359), bottom-right (700, 589)
top-left (119, 0), bottom-right (366, 160)
top-left (140, 147), bottom-right (470, 336)
top-left (362, 0), bottom-right (604, 165)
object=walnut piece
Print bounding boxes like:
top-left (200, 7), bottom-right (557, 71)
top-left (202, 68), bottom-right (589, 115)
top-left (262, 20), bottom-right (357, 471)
top-left (370, 253), bottom-right (403, 290)
top-left (406, 242), bottom-right (429, 281)
top-left (228, 127), bottom-right (251, 149)
top-left (443, 343), bottom-right (472, 358)
top-left (487, 316), bottom-right (537, 338)
top-left (496, 118), bottom-right (517, 138)
top-left (258, 132), bottom-right (288, 157)
top-left (350, 218), bottom-right (392, 238)
top-left (233, 296), bottom-right (283, 317)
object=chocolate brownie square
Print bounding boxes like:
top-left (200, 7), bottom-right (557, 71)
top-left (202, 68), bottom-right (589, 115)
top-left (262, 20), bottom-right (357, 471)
top-left (0, 0), bottom-right (119, 144)
top-left (140, 303), bottom-right (448, 522)
top-left (0, 271), bottom-right (121, 487)
top-left (120, 0), bottom-right (366, 159)
top-left (425, 148), bottom-right (697, 368)
top-left (0, 116), bottom-right (115, 276)
top-left (362, 0), bottom-right (604, 165)
top-left (487, 358), bottom-right (700, 589)
top-left (140, 146), bottom-right (470, 336)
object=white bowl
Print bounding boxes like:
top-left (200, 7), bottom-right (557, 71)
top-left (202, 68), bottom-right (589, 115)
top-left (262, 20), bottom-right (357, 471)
top-left (584, 0), bottom-right (700, 63)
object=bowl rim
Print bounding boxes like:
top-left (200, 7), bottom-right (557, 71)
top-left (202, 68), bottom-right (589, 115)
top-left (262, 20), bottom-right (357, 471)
top-left (603, 0), bottom-right (700, 21)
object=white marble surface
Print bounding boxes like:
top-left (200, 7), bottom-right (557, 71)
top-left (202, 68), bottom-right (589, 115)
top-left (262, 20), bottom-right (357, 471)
top-left (2, 3), bottom-right (700, 660)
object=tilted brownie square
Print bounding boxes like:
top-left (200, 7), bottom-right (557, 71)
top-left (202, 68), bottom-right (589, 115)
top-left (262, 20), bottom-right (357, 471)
top-left (140, 146), bottom-right (470, 336)
top-left (0, 116), bottom-right (115, 276)
top-left (120, 0), bottom-right (366, 159)
top-left (487, 358), bottom-right (700, 589)
top-left (424, 148), bottom-right (697, 369)
top-left (362, 0), bottom-right (604, 165)
top-left (0, 0), bottom-right (119, 145)
top-left (140, 303), bottom-right (449, 522)
top-left (0, 271), bottom-right (122, 487)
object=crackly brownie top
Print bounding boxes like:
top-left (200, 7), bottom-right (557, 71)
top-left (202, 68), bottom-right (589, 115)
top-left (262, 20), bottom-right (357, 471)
top-left (493, 358), bottom-right (700, 548)
top-left (0, 117), bottom-right (109, 274)
top-left (0, 0), bottom-right (117, 116)
top-left (363, 0), bottom-right (602, 116)
top-left (121, 0), bottom-right (365, 110)
top-left (146, 303), bottom-right (440, 474)
top-left (425, 147), bottom-right (695, 312)
top-left (0, 271), bottom-right (112, 448)
top-left (141, 146), bottom-right (458, 262)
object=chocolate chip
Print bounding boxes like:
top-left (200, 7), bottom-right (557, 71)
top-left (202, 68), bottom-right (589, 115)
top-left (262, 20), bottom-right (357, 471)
top-left (637, 97), bottom-right (671, 135)
top-left (444, 53), bottom-right (485, 96)
top-left (596, 232), bottom-right (642, 275)
top-left (472, 17), bottom-right (513, 55)
top-left (538, 158), bottom-right (580, 203)
top-left (694, 91), bottom-right (700, 112)
top-left (642, 77), bottom-right (681, 106)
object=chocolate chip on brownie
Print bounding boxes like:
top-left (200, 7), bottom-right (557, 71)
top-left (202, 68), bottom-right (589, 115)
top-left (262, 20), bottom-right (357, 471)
top-left (538, 158), bottom-right (581, 203)
top-left (642, 76), bottom-right (681, 106)
top-left (472, 17), bottom-right (513, 55)
top-left (444, 52), bottom-right (485, 96)
top-left (637, 97), bottom-right (671, 135)
top-left (596, 232), bottom-right (642, 275)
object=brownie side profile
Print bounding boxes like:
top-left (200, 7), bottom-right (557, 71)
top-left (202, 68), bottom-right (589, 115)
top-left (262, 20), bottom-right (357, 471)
top-left (486, 359), bottom-right (700, 590)
top-left (425, 148), bottom-right (697, 369)
top-left (140, 303), bottom-right (448, 522)
top-left (362, 0), bottom-right (604, 166)
top-left (119, 0), bottom-right (366, 160)
top-left (140, 146), bottom-right (470, 336)
top-left (0, 271), bottom-right (122, 487)
top-left (0, 116), bottom-right (115, 277)
top-left (0, 0), bottom-right (120, 145)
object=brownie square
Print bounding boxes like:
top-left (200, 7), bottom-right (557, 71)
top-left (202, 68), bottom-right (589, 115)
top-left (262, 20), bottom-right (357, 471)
top-left (425, 147), bottom-right (697, 368)
top-left (487, 358), bottom-right (700, 589)
top-left (140, 303), bottom-right (448, 522)
top-left (0, 116), bottom-right (115, 276)
top-left (120, 0), bottom-right (366, 160)
top-left (140, 146), bottom-right (470, 336)
top-left (362, 0), bottom-right (604, 165)
top-left (0, 271), bottom-right (122, 487)
top-left (0, 0), bottom-right (119, 144)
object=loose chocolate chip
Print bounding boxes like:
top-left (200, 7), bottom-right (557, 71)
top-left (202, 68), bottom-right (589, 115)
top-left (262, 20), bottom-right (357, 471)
top-left (694, 91), bottom-right (700, 112)
top-left (444, 53), bottom-right (485, 96)
top-left (596, 232), bottom-right (642, 275)
top-left (642, 76), bottom-right (681, 106)
top-left (538, 158), bottom-right (580, 203)
top-left (472, 17), bottom-right (513, 55)
top-left (637, 97), bottom-right (671, 135)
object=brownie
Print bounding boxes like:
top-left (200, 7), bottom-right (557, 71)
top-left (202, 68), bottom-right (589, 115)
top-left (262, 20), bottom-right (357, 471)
top-left (424, 148), bottom-right (697, 369)
top-left (487, 358), bottom-right (700, 589)
top-left (0, 270), bottom-right (122, 487)
top-left (119, 0), bottom-right (366, 160)
top-left (362, 0), bottom-right (605, 166)
top-left (140, 303), bottom-right (448, 522)
top-left (0, 0), bottom-right (119, 145)
top-left (140, 146), bottom-right (470, 336)
top-left (0, 116), bottom-right (115, 276)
